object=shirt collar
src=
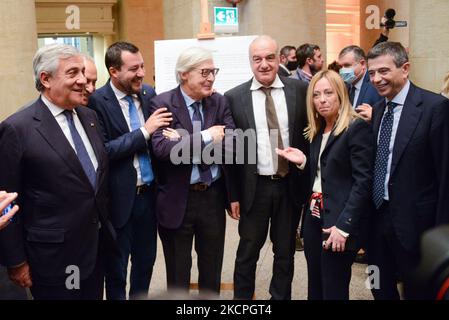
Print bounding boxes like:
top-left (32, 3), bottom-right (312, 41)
top-left (387, 79), bottom-right (410, 106)
top-left (41, 94), bottom-right (77, 117)
top-left (109, 80), bottom-right (138, 102)
top-left (250, 74), bottom-right (285, 91)
top-left (179, 86), bottom-right (198, 107)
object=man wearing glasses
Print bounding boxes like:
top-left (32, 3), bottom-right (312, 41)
top-left (150, 46), bottom-right (239, 296)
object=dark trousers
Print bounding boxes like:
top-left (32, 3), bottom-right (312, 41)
top-left (158, 180), bottom-right (226, 296)
top-left (368, 202), bottom-right (420, 300)
top-left (30, 234), bottom-right (105, 300)
top-left (303, 210), bottom-right (356, 300)
top-left (234, 176), bottom-right (299, 300)
top-left (105, 188), bottom-right (157, 300)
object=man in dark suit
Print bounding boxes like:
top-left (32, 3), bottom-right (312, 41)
top-left (0, 44), bottom-right (114, 299)
top-left (225, 35), bottom-right (309, 300)
top-left (338, 45), bottom-right (383, 121)
top-left (367, 41), bottom-right (449, 299)
top-left (278, 45), bottom-right (297, 77)
top-left (88, 42), bottom-right (172, 300)
top-left (151, 46), bottom-right (239, 295)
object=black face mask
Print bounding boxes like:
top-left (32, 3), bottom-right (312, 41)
top-left (286, 60), bottom-right (299, 71)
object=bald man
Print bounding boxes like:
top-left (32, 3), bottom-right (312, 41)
top-left (225, 35), bottom-right (309, 300)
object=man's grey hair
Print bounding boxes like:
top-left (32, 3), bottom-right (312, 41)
top-left (175, 47), bottom-right (213, 84)
top-left (367, 42), bottom-right (409, 67)
top-left (338, 45), bottom-right (366, 62)
top-left (33, 44), bottom-right (81, 92)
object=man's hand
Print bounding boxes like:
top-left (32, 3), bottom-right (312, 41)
top-left (162, 127), bottom-right (181, 141)
top-left (207, 125), bottom-right (226, 144)
top-left (227, 201), bottom-right (240, 220)
top-left (144, 107), bottom-right (173, 135)
top-left (8, 262), bottom-right (32, 288)
top-left (355, 103), bottom-right (372, 121)
top-left (0, 191), bottom-right (19, 230)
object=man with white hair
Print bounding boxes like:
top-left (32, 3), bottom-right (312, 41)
top-left (0, 44), bottom-right (115, 299)
top-left (150, 46), bottom-right (239, 295)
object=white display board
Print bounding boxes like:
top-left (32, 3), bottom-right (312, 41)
top-left (154, 35), bottom-right (257, 94)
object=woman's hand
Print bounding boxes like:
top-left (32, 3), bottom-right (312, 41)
top-left (276, 147), bottom-right (306, 166)
top-left (322, 226), bottom-right (347, 252)
top-left (162, 127), bottom-right (181, 140)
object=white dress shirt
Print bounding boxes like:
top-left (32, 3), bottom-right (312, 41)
top-left (42, 95), bottom-right (98, 171)
top-left (251, 75), bottom-right (290, 175)
top-left (378, 80), bottom-right (410, 201)
top-left (110, 81), bottom-right (150, 186)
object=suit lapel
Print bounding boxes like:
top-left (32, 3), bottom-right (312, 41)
top-left (373, 99), bottom-right (386, 138)
top-left (321, 130), bottom-right (338, 158)
top-left (138, 87), bottom-right (151, 120)
top-left (241, 80), bottom-right (257, 131)
top-left (76, 107), bottom-right (105, 193)
top-left (390, 84), bottom-right (423, 177)
top-left (173, 87), bottom-right (193, 132)
top-left (103, 82), bottom-right (130, 133)
top-left (201, 96), bottom-right (219, 130)
top-left (281, 79), bottom-right (297, 146)
top-left (356, 73), bottom-right (370, 107)
top-left (309, 134), bottom-right (322, 190)
top-left (34, 99), bottom-right (92, 187)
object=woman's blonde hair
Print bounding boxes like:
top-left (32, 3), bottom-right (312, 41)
top-left (441, 71), bottom-right (449, 98)
top-left (304, 70), bottom-right (361, 142)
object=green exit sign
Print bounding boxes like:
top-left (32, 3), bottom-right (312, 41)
top-left (214, 7), bottom-right (239, 32)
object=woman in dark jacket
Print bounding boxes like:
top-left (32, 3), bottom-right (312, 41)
top-left (277, 70), bottom-right (373, 300)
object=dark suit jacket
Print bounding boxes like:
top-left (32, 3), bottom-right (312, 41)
top-left (308, 118), bottom-right (373, 237)
top-left (0, 98), bottom-right (111, 285)
top-left (354, 72), bottom-right (383, 108)
top-left (224, 76), bottom-right (309, 213)
top-left (278, 65), bottom-right (291, 77)
top-left (150, 87), bottom-right (238, 229)
top-left (371, 82), bottom-right (449, 251)
top-left (88, 81), bottom-right (156, 229)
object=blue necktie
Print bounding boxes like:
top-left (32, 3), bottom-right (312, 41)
top-left (63, 110), bottom-right (96, 188)
top-left (373, 101), bottom-right (397, 209)
top-left (124, 95), bottom-right (154, 185)
top-left (191, 102), bottom-right (212, 185)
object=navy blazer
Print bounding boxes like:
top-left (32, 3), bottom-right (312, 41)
top-left (354, 71), bottom-right (383, 108)
top-left (88, 81), bottom-right (156, 229)
top-left (308, 118), bottom-right (373, 237)
top-left (150, 87), bottom-right (238, 229)
top-left (0, 98), bottom-right (112, 285)
top-left (371, 82), bottom-right (449, 251)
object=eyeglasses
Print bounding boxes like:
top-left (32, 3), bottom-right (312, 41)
top-left (196, 68), bottom-right (220, 78)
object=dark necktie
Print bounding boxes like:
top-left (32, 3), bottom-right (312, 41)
top-left (260, 87), bottom-right (289, 177)
top-left (349, 85), bottom-right (356, 106)
top-left (191, 102), bottom-right (212, 185)
top-left (372, 101), bottom-right (398, 208)
top-left (124, 95), bottom-right (154, 185)
top-left (63, 110), bottom-right (96, 188)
